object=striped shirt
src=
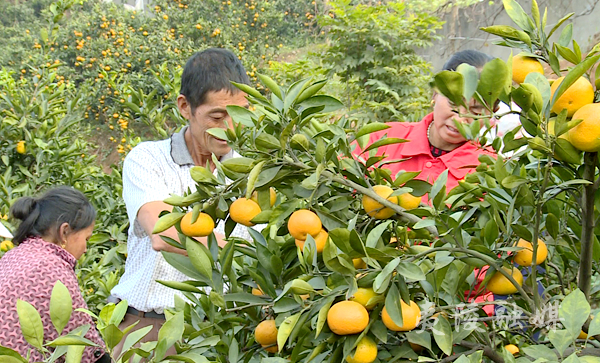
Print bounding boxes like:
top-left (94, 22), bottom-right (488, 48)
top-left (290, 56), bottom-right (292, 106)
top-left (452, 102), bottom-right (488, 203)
top-left (111, 127), bottom-right (251, 313)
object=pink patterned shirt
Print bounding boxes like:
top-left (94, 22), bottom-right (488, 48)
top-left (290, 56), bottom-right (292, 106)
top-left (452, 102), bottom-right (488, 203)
top-left (0, 236), bottom-right (106, 362)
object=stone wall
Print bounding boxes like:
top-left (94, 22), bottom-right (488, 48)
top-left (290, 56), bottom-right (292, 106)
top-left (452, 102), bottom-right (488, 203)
top-left (423, 0), bottom-right (600, 71)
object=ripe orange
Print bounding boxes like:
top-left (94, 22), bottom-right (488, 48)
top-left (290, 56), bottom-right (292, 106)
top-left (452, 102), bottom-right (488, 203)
top-left (567, 103), bottom-right (600, 152)
top-left (512, 54), bottom-right (544, 84)
top-left (180, 212), bottom-right (215, 237)
top-left (353, 258), bottom-right (367, 269)
top-left (398, 193), bottom-right (421, 210)
top-left (251, 187), bottom-right (277, 207)
top-left (381, 300), bottom-right (421, 332)
top-left (362, 185), bottom-right (398, 219)
top-left (550, 76), bottom-right (594, 117)
top-left (487, 266), bottom-right (523, 295)
top-left (16, 141), bottom-right (26, 154)
top-left (252, 286), bottom-right (265, 296)
top-left (513, 238), bottom-right (548, 266)
top-left (349, 287), bottom-right (379, 310)
top-left (288, 209), bottom-right (322, 240)
top-left (229, 198), bottom-right (261, 226)
top-left (295, 228), bottom-right (328, 253)
top-left (346, 336), bottom-right (378, 363)
top-left (327, 301), bottom-right (369, 335)
top-left (264, 345), bottom-right (278, 353)
top-left (255, 319), bottom-right (278, 346)
top-left (504, 344), bottom-right (519, 355)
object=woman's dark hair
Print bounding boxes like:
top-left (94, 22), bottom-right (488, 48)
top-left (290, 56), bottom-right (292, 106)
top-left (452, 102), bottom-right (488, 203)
top-left (10, 186), bottom-right (96, 244)
top-left (180, 48), bottom-right (250, 112)
top-left (443, 49), bottom-right (494, 71)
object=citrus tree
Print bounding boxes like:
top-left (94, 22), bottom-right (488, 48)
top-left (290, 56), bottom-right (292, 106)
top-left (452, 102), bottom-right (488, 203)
top-left (127, 1), bottom-right (600, 362)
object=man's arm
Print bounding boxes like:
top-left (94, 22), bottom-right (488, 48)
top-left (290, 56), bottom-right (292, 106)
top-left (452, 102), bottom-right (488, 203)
top-left (137, 201), bottom-right (228, 254)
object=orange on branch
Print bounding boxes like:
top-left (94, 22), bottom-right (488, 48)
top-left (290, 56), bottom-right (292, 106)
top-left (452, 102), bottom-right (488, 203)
top-left (487, 266), bottom-right (523, 295)
top-left (229, 198), bottom-right (261, 226)
top-left (295, 228), bottom-right (328, 253)
top-left (398, 193), bottom-right (421, 210)
top-left (288, 209), bottom-right (322, 240)
top-left (346, 336), bottom-right (378, 363)
top-left (327, 301), bottom-right (369, 335)
top-left (567, 103), bottom-right (600, 152)
top-left (362, 185), bottom-right (398, 219)
top-left (512, 54), bottom-right (544, 84)
top-left (550, 76), bottom-right (594, 117)
top-left (349, 287), bottom-right (379, 310)
top-left (513, 238), bottom-right (548, 266)
top-left (255, 319), bottom-right (278, 346)
top-left (381, 300), bottom-right (421, 332)
top-left (180, 212), bottom-right (215, 237)
top-left (251, 187), bottom-right (277, 207)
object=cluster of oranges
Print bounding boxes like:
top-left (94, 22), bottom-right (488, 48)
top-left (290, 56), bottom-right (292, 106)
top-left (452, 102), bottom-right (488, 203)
top-left (512, 54), bottom-right (600, 153)
top-left (362, 184), bottom-right (421, 219)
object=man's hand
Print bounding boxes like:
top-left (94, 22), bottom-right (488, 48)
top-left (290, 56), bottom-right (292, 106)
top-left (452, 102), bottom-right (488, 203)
top-left (137, 201), bottom-right (228, 255)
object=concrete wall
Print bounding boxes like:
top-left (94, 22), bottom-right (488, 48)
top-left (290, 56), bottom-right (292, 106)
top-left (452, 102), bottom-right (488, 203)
top-left (423, 0), bottom-right (600, 71)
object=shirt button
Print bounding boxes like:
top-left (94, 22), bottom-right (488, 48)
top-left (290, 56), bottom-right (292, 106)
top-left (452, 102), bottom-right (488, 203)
top-left (425, 161), bottom-right (433, 168)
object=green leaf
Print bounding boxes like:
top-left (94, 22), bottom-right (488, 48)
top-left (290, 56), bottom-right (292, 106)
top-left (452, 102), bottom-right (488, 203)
top-left (365, 221), bottom-right (392, 248)
top-left (227, 105), bottom-right (255, 127)
top-left (384, 284), bottom-right (403, 327)
top-left (481, 25), bottom-right (529, 42)
top-left (246, 160), bottom-right (266, 199)
top-left (433, 316), bottom-right (453, 355)
top-left (559, 289), bottom-right (590, 339)
top-left (65, 346), bottom-right (85, 363)
top-left (296, 80), bottom-right (327, 104)
top-left (155, 312), bottom-right (184, 361)
top-left (46, 335), bottom-right (97, 347)
top-left (157, 280), bottom-right (203, 293)
top-left (502, 0), bottom-right (535, 32)
top-left (255, 133), bottom-right (281, 150)
top-left (205, 128), bottom-right (228, 142)
top-left (501, 175), bottom-right (528, 189)
top-left (153, 212), bottom-right (185, 234)
top-left (434, 71), bottom-right (465, 107)
top-left (373, 258), bottom-right (400, 294)
top-left (186, 238), bottom-right (213, 283)
top-left (588, 314), bottom-right (600, 337)
top-left (16, 299), bottom-right (44, 350)
top-left (557, 24), bottom-right (573, 48)
top-left (231, 81), bottom-right (268, 102)
top-left (119, 325), bottom-right (153, 356)
top-left (406, 330), bottom-right (432, 352)
top-left (456, 63), bottom-right (479, 102)
top-left (477, 58), bottom-right (509, 108)
top-left (315, 297), bottom-right (335, 338)
top-left (277, 313), bottom-right (301, 351)
top-left (355, 122), bottom-right (390, 140)
top-left (412, 219), bottom-right (435, 230)
top-left (221, 157), bottom-right (255, 173)
top-left (50, 281), bottom-right (72, 335)
top-left (522, 344), bottom-right (558, 361)
top-left (363, 138), bottom-right (408, 154)
top-left (161, 252), bottom-right (211, 283)
top-left (396, 262), bottom-right (426, 281)
top-left (548, 329), bottom-right (572, 358)
top-left (546, 213), bottom-right (559, 239)
top-left (257, 73), bottom-right (282, 99)
top-left (298, 95), bottom-right (344, 113)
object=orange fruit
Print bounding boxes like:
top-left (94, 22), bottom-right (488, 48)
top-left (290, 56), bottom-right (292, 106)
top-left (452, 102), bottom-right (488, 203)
top-left (550, 76), bottom-right (594, 117)
top-left (567, 103), bottom-right (600, 152)
top-left (346, 336), bottom-right (378, 363)
top-left (295, 228), bottom-right (328, 253)
top-left (381, 300), bottom-right (421, 331)
top-left (513, 238), bottom-right (548, 266)
top-left (264, 345), bottom-right (278, 353)
top-left (251, 187), bottom-right (277, 207)
top-left (229, 198), bottom-right (261, 226)
top-left (579, 330), bottom-right (588, 339)
top-left (398, 193), bottom-right (421, 210)
top-left (349, 287), bottom-right (379, 310)
top-left (288, 209), bottom-right (322, 240)
top-left (255, 319), bottom-right (278, 346)
top-left (487, 266), bottom-right (523, 295)
top-left (252, 286), bottom-right (265, 296)
top-left (504, 344), bottom-right (519, 355)
top-left (512, 54), bottom-right (544, 84)
top-left (16, 141), bottom-right (26, 154)
top-left (362, 185), bottom-right (398, 219)
top-left (409, 342), bottom-right (424, 353)
top-left (180, 212), bottom-right (215, 237)
top-left (327, 301), bottom-right (369, 335)
top-left (353, 258), bottom-right (367, 269)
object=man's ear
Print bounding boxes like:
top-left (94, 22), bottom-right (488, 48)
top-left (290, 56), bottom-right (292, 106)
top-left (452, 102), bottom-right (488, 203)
top-left (177, 94), bottom-right (191, 120)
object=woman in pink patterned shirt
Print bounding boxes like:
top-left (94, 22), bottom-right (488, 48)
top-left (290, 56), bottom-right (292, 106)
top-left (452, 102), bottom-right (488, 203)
top-left (0, 187), bottom-right (108, 362)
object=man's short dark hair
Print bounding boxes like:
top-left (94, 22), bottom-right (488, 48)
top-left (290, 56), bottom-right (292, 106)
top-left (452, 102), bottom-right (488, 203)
top-left (180, 48), bottom-right (250, 111)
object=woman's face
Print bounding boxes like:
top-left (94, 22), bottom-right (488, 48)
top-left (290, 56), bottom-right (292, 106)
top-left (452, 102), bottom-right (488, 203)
top-left (64, 223), bottom-right (94, 260)
top-left (431, 93), bottom-right (489, 150)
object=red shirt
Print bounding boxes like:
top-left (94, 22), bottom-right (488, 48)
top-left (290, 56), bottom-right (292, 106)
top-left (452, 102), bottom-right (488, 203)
top-left (355, 113), bottom-right (494, 192)
top-left (0, 236), bottom-right (106, 362)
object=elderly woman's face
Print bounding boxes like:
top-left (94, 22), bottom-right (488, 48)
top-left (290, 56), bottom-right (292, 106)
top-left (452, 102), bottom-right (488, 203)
top-left (432, 93), bottom-right (492, 147)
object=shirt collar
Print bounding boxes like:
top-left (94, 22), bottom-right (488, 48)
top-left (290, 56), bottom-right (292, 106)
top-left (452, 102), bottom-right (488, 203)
top-left (170, 126), bottom-right (237, 166)
top-left (24, 236), bottom-right (77, 269)
top-left (398, 113), bottom-right (434, 157)
top-left (170, 126), bottom-right (194, 166)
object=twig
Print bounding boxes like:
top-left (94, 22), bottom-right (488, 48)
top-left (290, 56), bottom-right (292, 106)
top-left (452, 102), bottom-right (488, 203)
top-left (226, 302), bottom-right (271, 312)
top-left (459, 340), bottom-right (504, 363)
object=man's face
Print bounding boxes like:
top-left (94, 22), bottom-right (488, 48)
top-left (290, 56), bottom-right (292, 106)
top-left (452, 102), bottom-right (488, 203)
top-left (179, 89), bottom-right (248, 157)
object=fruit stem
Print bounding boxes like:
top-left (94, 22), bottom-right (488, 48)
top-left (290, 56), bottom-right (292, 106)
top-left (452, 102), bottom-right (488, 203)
top-left (578, 152), bottom-right (598, 298)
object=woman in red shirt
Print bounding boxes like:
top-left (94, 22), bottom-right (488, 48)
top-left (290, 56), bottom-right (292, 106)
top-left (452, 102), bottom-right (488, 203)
top-left (356, 49), bottom-right (497, 192)
top-left (0, 187), bottom-right (108, 362)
